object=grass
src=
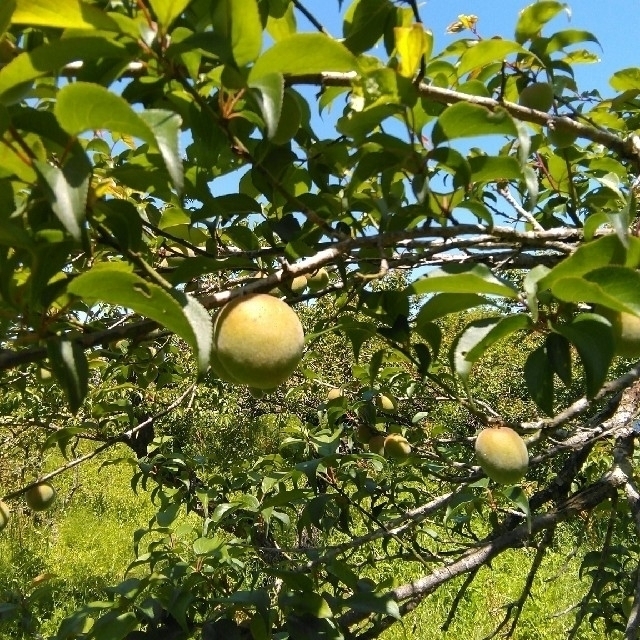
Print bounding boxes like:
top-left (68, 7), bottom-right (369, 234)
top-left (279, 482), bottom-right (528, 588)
top-left (0, 442), bottom-right (622, 640)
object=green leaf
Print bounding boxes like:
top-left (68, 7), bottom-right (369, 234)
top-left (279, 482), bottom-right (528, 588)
top-left (537, 235), bottom-right (628, 293)
top-left (524, 345), bottom-right (554, 416)
top-left (416, 293), bottom-right (491, 324)
top-left (552, 266), bottom-right (640, 315)
top-left (451, 315), bottom-right (532, 381)
top-left (12, 0), bottom-right (120, 31)
top-left (90, 611), bottom-right (139, 640)
top-left (468, 155), bottom-right (523, 183)
top-left (343, 0), bottom-right (393, 55)
top-left (458, 39), bottom-right (538, 77)
top-left (280, 592), bottom-right (333, 619)
top-left (230, 0), bottom-right (262, 66)
top-left (610, 67), bottom-right (640, 92)
top-left (407, 264), bottom-right (518, 298)
top-left (249, 73), bottom-right (285, 140)
top-left (0, 38), bottom-right (129, 105)
top-left (432, 103), bottom-right (518, 146)
top-left (0, 0), bottom-right (16, 35)
top-left (137, 109), bottom-right (184, 193)
top-left (34, 152), bottom-right (91, 242)
top-left (545, 333), bottom-right (572, 386)
top-left (54, 83), bottom-right (183, 192)
top-left (501, 485), bottom-right (531, 532)
top-left (250, 33), bottom-right (358, 80)
top-left (193, 535), bottom-right (223, 556)
top-left (345, 592), bottom-right (401, 619)
top-left (47, 340), bottom-right (89, 414)
top-left (515, 1), bottom-right (569, 44)
top-left (523, 265), bottom-right (550, 323)
top-left (554, 313), bottom-right (614, 398)
top-left (68, 265), bottom-right (212, 376)
top-left (148, 0), bottom-right (192, 31)
top-left (395, 24), bottom-right (431, 78)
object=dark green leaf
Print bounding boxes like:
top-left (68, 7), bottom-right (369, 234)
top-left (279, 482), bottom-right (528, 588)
top-left (524, 345), bottom-right (554, 416)
top-left (0, 38), bottom-right (129, 105)
top-left (0, 0), bottom-right (16, 35)
top-left (34, 152), bottom-right (91, 242)
top-left (343, 0), bottom-right (394, 55)
top-left (546, 333), bottom-right (572, 386)
top-left (47, 339), bottom-right (89, 414)
top-left (554, 313), bottom-right (614, 398)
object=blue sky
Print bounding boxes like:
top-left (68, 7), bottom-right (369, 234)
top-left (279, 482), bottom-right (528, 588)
top-left (299, 0), bottom-right (639, 95)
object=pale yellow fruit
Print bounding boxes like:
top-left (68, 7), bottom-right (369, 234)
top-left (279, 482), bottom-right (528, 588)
top-left (601, 309), bottom-right (640, 358)
top-left (368, 434), bottom-right (386, 455)
top-left (518, 82), bottom-right (554, 112)
top-left (25, 483), bottom-right (56, 512)
top-left (290, 275), bottom-right (308, 294)
top-left (212, 294), bottom-right (304, 389)
top-left (384, 434), bottom-right (411, 460)
top-left (0, 501), bottom-right (9, 531)
top-left (326, 387), bottom-right (343, 401)
top-left (475, 427), bottom-right (529, 485)
top-left (307, 268), bottom-right (329, 292)
top-left (376, 394), bottom-right (397, 412)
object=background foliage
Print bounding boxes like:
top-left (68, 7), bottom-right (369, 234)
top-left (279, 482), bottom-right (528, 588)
top-left (2, 0), bottom-right (640, 638)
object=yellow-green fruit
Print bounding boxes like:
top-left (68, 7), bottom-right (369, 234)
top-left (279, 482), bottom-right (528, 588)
top-left (623, 596), bottom-right (635, 618)
top-left (376, 394), bottom-right (397, 412)
top-left (307, 268), bottom-right (329, 292)
top-left (384, 434), bottom-right (411, 460)
top-left (600, 308), bottom-right (640, 358)
top-left (290, 275), bottom-right (308, 294)
top-left (0, 501), bottom-right (9, 531)
top-left (25, 483), bottom-right (56, 512)
top-left (326, 387), bottom-right (343, 401)
top-left (475, 427), bottom-right (529, 485)
top-left (368, 434), bottom-right (386, 455)
top-left (546, 120), bottom-right (578, 148)
top-left (518, 82), bottom-right (554, 112)
top-left (212, 294), bottom-right (305, 389)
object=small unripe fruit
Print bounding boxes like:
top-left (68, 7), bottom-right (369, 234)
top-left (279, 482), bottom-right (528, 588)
top-left (326, 387), bottom-right (343, 401)
top-left (25, 483), bottom-right (56, 512)
top-left (598, 307), bottom-right (640, 358)
top-left (290, 275), bottom-right (308, 294)
top-left (475, 427), bottom-right (529, 485)
top-left (307, 268), bottom-right (329, 292)
top-left (0, 501), bottom-right (9, 531)
top-left (384, 434), bottom-right (411, 460)
top-left (211, 294), bottom-right (304, 389)
top-left (546, 120), bottom-right (578, 148)
top-left (376, 394), bottom-right (397, 412)
top-left (518, 82), bottom-right (554, 112)
top-left (368, 434), bottom-right (386, 455)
